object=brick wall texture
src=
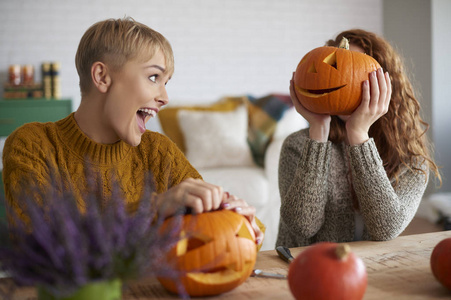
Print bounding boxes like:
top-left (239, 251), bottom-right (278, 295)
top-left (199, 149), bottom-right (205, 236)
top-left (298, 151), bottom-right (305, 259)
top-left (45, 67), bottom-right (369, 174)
top-left (0, 0), bottom-right (382, 110)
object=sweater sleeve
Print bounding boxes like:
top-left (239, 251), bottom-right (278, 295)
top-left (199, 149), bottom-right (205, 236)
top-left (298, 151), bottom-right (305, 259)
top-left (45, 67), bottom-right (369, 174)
top-left (278, 129), bottom-right (332, 239)
top-left (142, 132), bottom-right (203, 194)
top-left (163, 135), bottom-right (203, 187)
top-left (2, 124), bottom-right (57, 223)
top-left (348, 138), bottom-right (428, 240)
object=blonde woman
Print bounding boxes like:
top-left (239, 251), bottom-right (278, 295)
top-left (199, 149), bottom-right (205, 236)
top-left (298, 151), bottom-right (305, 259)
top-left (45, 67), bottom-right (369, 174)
top-left (3, 17), bottom-right (264, 244)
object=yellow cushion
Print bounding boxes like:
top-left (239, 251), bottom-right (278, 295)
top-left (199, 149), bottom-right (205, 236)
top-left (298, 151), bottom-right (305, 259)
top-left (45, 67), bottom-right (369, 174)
top-left (158, 96), bottom-right (247, 153)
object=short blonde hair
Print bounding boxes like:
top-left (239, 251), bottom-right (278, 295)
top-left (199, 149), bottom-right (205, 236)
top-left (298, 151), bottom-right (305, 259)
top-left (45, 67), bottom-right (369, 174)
top-left (75, 17), bottom-right (174, 96)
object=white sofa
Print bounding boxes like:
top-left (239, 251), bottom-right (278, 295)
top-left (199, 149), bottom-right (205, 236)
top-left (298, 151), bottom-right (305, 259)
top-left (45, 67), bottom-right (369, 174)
top-left (152, 106), bottom-right (308, 251)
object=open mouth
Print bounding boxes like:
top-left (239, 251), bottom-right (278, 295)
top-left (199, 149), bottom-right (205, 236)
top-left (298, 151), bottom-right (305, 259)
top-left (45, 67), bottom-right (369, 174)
top-left (137, 108), bottom-right (157, 118)
top-left (136, 108), bottom-right (157, 133)
top-left (296, 84), bottom-right (346, 98)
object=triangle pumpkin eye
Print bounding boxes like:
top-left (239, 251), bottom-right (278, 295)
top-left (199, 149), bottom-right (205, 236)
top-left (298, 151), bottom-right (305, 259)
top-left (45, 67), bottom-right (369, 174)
top-left (236, 221), bottom-right (255, 241)
top-left (186, 236), bottom-right (209, 252)
top-left (176, 233), bottom-right (212, 256)
top-left (323, 51), bottom-right (338, 69)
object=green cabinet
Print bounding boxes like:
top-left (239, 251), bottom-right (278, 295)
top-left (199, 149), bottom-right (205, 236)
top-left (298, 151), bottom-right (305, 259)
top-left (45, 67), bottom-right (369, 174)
top-left (0, 98), bottom-right (72, 219)
top-left (0, 99), bottom-right (72, 136)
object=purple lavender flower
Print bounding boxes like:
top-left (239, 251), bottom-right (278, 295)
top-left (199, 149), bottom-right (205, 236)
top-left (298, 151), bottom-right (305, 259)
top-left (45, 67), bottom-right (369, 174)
top-left (0, 171), bottom-right (184, 298)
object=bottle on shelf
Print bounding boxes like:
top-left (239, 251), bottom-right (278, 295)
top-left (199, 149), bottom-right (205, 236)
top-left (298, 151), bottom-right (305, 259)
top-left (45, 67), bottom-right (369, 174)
top-left (42, 62), bottom-right (52, 99)
top-left (9, 64), bottom-right (22, 86)
top-left (50, 62), bottom-right (61, 100)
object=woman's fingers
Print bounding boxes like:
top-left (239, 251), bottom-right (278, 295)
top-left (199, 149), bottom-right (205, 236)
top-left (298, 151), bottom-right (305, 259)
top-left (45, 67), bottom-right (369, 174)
top-left (384, 72), bottom-right (392, 112)
top-left (376, 68), bottom-right (388, 114)
top-left (222, 194), bottom-right (246, 210)
top-left (369, 70), bottom-right (380, 111)
top-left (361, 79), bottom-right (370, 107)
top-left (222, 195), bottom-right (263, 245)
top-left (155, 178), bottom-right (226, 217)
top-left (290, 73), bottom-right (331, 142)
top-left (189, 179), bottom-right (223, 211)
top-left (183, 179), bottom-right (224, 212)
top-left (359, 68), bottom-right (390, 116)
top-left (252, 221), bottom-right (264, 246)
top-left (290, 73), bottom-right (314, 118)
top-left (290, 78), bottom-right (304, 115)
top-left (372, 68), bottom-right (392, 116)
top-left (182, 194), bottom-right (204, 214)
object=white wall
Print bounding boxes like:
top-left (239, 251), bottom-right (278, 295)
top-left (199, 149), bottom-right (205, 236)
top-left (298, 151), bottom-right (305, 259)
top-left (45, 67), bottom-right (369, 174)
top-left (383, 0), bottom-right (432, 127)
top-left (0, 0), bottom-right (382, 113)
top-left (384, 0), bottom-right (451, 194)
top-left (432, 0), bottom-right (451, 193)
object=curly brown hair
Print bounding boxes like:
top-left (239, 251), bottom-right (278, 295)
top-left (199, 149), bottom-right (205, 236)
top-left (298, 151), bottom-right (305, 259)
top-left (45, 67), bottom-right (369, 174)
top-left (326, 29), bottom-right (440, 186)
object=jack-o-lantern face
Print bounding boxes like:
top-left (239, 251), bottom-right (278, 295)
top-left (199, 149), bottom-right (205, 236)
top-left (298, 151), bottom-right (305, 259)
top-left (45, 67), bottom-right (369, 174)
top-left (294, 38), bottom-right (381, 115)
top-left (157, 210), bottom-right (257, 297)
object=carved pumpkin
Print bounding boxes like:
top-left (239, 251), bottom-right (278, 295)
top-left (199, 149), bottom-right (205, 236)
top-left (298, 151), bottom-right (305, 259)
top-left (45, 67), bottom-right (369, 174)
top-left (430, 237), bottom-right (451, 291)
top-left (288, 242), bottom-right (367, 300)
top-left (157, 210), bottom-right (257, 297)
top-left (294, 37), bottom-right (381, 115)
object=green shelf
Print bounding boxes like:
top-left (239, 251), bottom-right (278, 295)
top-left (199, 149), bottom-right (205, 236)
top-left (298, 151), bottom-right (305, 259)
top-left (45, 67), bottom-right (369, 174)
top-left (0, 98), bottom-right (72, 136)
top-left (0, 98), bottom-right (72, 218)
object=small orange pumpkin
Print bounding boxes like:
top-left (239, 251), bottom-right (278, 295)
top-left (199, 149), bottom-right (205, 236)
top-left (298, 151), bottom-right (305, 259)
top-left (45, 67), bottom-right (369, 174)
top-left (294, 37), bottom-right (381, 115)
top-left (430, 237), bottom-right (451, 291)
top-left (288, 242), bottom-right (367, 300)
top-left (157, 210), bottom-right (257, 297)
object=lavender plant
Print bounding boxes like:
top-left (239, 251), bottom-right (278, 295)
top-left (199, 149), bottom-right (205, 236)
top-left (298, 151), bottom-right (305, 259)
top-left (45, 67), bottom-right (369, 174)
top-left (0, 173), bottom-right (185, 298)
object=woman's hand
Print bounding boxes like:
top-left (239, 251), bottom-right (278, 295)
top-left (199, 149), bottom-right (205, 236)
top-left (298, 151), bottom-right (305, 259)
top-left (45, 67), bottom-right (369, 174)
top-left (154, 179), bottom-right (264, 246)
top-left (345, 68), bottom-right (392, 145)
top-left (154, 178), bottom-right (224, 218)
top-left (221, 194), bottom-right (264, 246)
top-left (290, 73), bottom-right (331, 142)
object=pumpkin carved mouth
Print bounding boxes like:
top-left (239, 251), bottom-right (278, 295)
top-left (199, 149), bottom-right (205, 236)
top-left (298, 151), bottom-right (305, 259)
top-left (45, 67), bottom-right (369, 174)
top-left (296, 84), bottom-right (346, 98)
top-left (186, 262), bottom-right (254, 284)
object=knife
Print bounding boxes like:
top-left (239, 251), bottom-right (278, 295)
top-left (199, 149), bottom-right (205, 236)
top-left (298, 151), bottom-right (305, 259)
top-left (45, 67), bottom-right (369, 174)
top-left (276, 246), bottom-right (294, 263)
top-left (251, 269), bottom-right (287, 279)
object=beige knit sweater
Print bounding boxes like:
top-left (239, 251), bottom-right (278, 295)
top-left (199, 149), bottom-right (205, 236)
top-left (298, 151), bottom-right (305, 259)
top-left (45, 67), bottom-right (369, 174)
top-left (3, 113), bottom-right (266, 243)
top-left (2, 113), bottom-right (202, 218)
top-left (276, 128), bottom-right (428, 248)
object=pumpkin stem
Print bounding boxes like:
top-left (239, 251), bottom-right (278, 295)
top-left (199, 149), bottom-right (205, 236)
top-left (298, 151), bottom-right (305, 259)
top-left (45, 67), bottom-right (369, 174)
top-left (335, 244), bottom-right (351, 261)
top-left (338, 37), bottom-right (350, 50)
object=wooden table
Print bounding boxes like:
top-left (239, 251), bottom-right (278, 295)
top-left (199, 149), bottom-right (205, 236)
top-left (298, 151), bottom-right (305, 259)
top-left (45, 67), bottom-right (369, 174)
top-left (3, 231), bottom-right (451, 299)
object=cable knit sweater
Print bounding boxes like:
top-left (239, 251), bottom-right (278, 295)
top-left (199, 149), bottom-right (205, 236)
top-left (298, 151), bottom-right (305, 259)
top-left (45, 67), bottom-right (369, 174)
top-left (276, 128), bottom-right (428, 248)
top-left (2, 113), bottom-right (202, 217)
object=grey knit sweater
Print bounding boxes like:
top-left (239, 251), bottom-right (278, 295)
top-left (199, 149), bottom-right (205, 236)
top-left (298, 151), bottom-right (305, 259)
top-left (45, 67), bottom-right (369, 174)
top-left (276, 128), bottom-right (428, 248)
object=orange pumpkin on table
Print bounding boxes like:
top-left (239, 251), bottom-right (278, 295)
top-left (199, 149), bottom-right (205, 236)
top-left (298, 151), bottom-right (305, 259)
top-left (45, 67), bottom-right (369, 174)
top-left (430, 237), bottom-right (451, 291)
top-left (288, 242), bottom-right (367, 300)
top-left (157, 210), bottom-right (257, 297)
top-left (293, 37), bottom-right (381, 115)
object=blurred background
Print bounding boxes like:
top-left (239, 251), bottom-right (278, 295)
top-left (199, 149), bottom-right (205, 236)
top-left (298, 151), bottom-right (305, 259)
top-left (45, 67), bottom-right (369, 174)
top-left (0, 0), bottom-right (450, 196)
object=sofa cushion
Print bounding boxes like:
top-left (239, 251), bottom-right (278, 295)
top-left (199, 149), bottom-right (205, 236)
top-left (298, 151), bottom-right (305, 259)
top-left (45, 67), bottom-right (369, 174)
top-left (247, 94), bottom-right (293, 167)
top-left (177, 104), bottom-right (255, 169)
top-left (158, 96), bottom-right (246, 153)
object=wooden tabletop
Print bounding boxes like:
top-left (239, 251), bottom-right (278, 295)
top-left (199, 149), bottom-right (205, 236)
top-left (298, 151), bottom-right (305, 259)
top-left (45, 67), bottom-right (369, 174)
top-left (4, 231), bottom-right (451, 299)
